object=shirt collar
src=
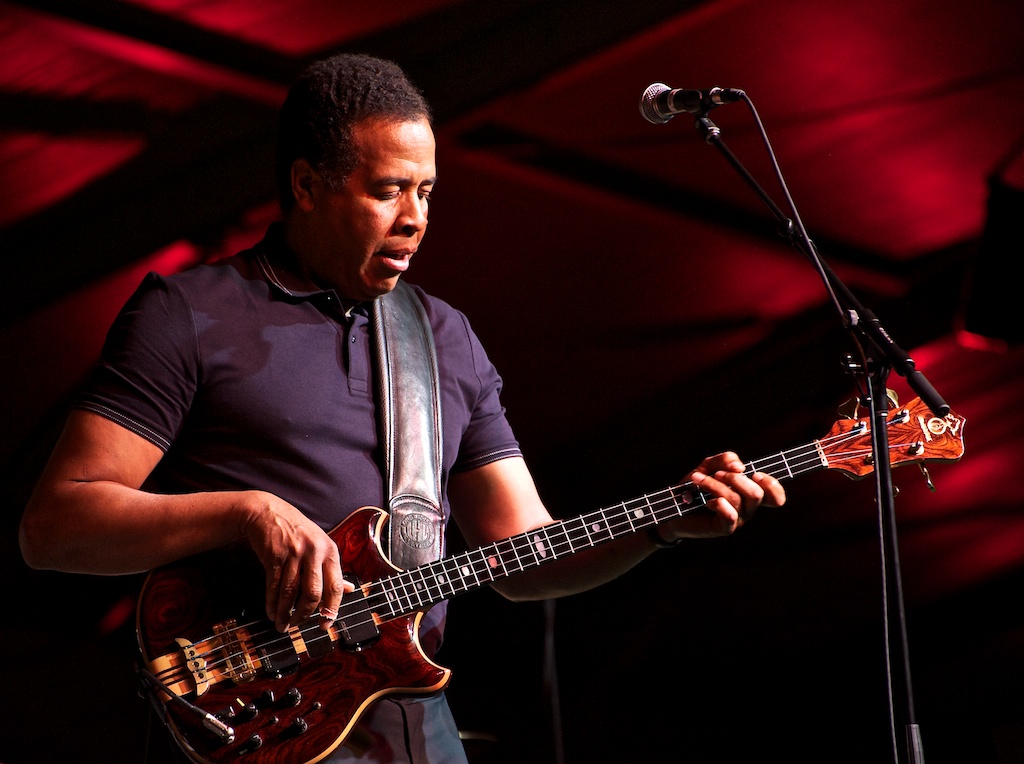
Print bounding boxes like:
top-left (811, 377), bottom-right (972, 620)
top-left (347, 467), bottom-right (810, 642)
top-left (254, 223), bottom-right (324, 298)
top-left (254, 223), bottom-right (370, 316)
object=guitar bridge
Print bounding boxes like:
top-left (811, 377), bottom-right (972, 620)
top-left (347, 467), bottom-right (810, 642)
top-left (213, 619), bottom-right (257, 684)
top-left (145, 637), bottom-right (213, 699)
top-left (145, 620), bottom-right (262, 700)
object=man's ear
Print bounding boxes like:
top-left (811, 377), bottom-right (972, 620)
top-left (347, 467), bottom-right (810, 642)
top-left (290, 158), bottom-right (318, 212)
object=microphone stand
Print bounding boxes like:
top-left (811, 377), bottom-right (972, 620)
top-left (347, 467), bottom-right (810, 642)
top-left (688, 106), bottom-right (948, 764)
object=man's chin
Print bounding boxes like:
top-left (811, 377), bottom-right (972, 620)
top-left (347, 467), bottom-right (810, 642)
top-left (366, 275), bottom-right (402, 299)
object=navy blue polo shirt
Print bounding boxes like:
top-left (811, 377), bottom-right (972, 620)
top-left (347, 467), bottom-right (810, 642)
top-left (77, 224), bottom-right (522, 655)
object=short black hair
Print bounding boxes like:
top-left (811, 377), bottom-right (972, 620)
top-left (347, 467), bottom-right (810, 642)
top-left (275, 53), bottom-right (432, 210)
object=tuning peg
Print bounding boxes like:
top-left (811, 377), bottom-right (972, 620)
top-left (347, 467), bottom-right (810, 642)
top-left (837, 397), bottom-right (861, 420)
top-left (920, 464), bottom-right (936, 492)
top-left (885, 388), bottom-right (900, 408)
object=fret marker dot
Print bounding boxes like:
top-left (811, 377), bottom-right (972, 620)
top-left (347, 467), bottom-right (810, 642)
top-left (532, 534), bottom-right (548, 558)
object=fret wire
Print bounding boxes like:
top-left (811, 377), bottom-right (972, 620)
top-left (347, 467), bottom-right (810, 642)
top-left (453, 551), bottom-right (479, 591)
top-left (403, 570), bottom-right (422, 608)
top-left (414, 565), bottom-right (432, 603)
top-left (385, 575), bottom-right (403, 611)
top-left (537, 525), bottom-right (556, 561)
top-left (619, 500), bottom-right (637, 533)
top-left (523, 530), bottom-right (542, 567)
top-left (439, 557), bottom-right (461, 595)
top-left (593, 507), bottom-right (612, 544)
top-left (580, 514), bottom-right (596, 546)
top-left (468, 547), bottom-right (489, 585)
top-left (493, 539), bottom-right (515, 577)
top-left (643, 494), bottom-right (658, 528)
top-left (565, 517), bottom-right (589, 552)
top-left (435, 559), bottom-right (457, 598)
top-left (562, 520), bottom-right (576, 555)
top-left (366, 582), bottom-right (392, 620)
top-left (398, 570), bottom-right (417, 609)
top-left (509, 534), bottom-right (531, 571)
top-left (425, 562), bottom-right (447, 600)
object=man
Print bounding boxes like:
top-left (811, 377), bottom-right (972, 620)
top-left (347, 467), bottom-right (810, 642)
top-left (19, 54), bottom-right (785, 762)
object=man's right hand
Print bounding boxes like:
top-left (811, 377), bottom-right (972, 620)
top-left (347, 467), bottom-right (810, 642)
top-left (240, 492), bottom-right (353, 632)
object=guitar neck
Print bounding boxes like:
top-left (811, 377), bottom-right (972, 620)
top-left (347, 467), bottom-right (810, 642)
top-left (361, 438), bottom-right (830, 622)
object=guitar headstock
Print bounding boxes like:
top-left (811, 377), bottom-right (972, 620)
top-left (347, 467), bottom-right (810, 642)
top-left (818, 396), bottom-right (966, 479)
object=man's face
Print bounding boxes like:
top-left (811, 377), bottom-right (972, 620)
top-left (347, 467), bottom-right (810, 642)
top-left (298, 116), bottom-right (436, 301)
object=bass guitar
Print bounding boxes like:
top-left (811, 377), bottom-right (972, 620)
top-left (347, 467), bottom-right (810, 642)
top-left (137, 395), bottom-right (965, 764)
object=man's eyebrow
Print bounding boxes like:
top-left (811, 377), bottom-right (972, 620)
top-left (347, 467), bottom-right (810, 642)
top-left (375, 175), bottom-right (437, 186)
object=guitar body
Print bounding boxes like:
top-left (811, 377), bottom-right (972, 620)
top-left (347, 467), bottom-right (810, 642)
top-left (136, 507), bottom-right (450, 764)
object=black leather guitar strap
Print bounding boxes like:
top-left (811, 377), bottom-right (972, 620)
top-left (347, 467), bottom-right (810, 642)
top-left (372, 281), bottom-right (444, 569)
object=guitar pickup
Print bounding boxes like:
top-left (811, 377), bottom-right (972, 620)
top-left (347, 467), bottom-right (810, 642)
top-left (252, 630), bottom-right (301, 678)
top-left (334, 576), bottom-right (380, 649)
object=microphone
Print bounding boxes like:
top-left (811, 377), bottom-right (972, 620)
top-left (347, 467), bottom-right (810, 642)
top-left (639, 82), bottom-right (744, 124)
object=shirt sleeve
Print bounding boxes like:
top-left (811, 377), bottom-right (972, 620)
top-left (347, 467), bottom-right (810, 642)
top-left (446, 307), bottom-right (523, 473)
top-left (76, 271), bottom-right (199, 452)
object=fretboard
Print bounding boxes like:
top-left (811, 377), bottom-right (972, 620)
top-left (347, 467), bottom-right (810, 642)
top-left (357, 437), bottom-right (832, 622)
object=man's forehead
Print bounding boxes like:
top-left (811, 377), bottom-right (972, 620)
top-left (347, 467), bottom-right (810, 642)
top-left (349, 118), bottom-right (435, 181)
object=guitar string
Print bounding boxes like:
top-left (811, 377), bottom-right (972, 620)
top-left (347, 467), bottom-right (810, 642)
top-left (149, 420), bottom-right (923, 690)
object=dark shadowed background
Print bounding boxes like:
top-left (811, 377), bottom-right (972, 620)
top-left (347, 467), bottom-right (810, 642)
top-left (2, 2), bottom-right (1023, 762)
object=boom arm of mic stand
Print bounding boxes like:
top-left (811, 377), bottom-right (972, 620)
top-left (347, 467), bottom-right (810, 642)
top-left (692, 114), bottom-right (949, 417)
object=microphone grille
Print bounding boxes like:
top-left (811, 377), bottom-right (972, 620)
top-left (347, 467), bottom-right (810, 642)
top-left (639, 82), bottom-right (671, 124)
